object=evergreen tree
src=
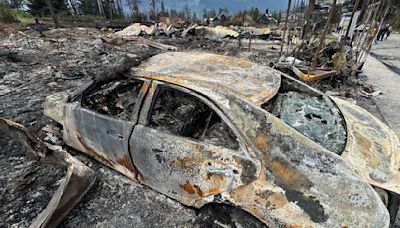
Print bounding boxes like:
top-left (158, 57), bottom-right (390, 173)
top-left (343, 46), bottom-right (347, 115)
top-left (278, 10), bottom-right (282, 23)
top-left (253, 7), bottom-right (260, 20)
top-left (209, 9), bottom-right (216, 18)
top-left (28, 0), bottom-right (68, 16)
top-left (183, 2), bottom-right (190, 21)
top-left (192, 12), bottom-right (197, 22)
top-left (160, 1), bottom-right (165, 17)
top-left (78, 0), bottom-right (99, 16)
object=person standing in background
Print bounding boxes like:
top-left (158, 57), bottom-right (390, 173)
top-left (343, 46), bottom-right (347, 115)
top-left (386, 25), bottom-right (392, 40)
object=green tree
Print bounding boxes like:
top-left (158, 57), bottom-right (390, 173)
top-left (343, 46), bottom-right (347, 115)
top-left (192, 11), bottom-right (197, 22)
top-left (149, 0), bottom-right (157, 21)
top-left (183, 2), bottom-right (190, 21)
top-left (209, 9), bottom-right (216, 18)
top-left (278, 10), bottom-right (281, 23)
top-left (28, 0), bottom-right (67, 17)
top-left (160, 1), bottom-right (165, 17)
top-left (253, 7), bottom-right (260, 20)
top-left (78, 0), bottom-right (99, 16)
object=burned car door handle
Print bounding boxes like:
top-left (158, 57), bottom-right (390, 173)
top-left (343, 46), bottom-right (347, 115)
top-left (106, 129), bottom-right (124, 140)
top-left (152, 148), bottom-right (163, 153)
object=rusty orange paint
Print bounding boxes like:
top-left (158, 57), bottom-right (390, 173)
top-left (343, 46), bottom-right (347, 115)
top-left (76, 131), bottom-right (114, 168)
top-left (116, 154), bottom-right (137, 174)
top-left (182, 182), bottom-right (195, 194)
top-left (254, 132), bottom-right (270, 151)
top-left (270, 159), bottom-right (311, 190)
top-left (354, 132), bottom-right (379, 167)
top-left (207, 187), bottom-right (221, 196)
top-left (140, 82), bottom-right (149, 93)
top-left (193, 184), bottom-right (204, 198)
top-left (178, 159), bottom-right (186, 169)
top-left (76, 130), bottom-right (145, 182)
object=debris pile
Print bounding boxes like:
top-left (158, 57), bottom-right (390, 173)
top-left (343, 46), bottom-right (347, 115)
top-left (113, 22), bottom-right (273, 40)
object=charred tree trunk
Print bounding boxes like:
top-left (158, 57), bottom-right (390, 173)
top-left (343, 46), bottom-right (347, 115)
top-left (97, 0), bottom-right (106, 19)
top-left (302, 0), bottom-right (315, 39)
top-left (68, 0), bottom-right (78, 15)
top-left (45, 0), bottom-right (60, 28)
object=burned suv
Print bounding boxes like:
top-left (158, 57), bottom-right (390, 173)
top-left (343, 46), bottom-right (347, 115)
top-left (42, 52), bottom-right (400, 227)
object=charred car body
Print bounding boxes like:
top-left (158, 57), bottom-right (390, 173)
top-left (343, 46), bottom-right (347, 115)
top-left (25, 52), bottom-right (400, 226)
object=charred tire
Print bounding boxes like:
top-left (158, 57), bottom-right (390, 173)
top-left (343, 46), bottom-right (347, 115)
top-left (194, 203), bottom-right (266, 228)
top-left (388, 191), bottom-right (400, 227)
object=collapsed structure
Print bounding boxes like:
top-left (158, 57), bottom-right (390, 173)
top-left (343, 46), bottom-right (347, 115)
top-left (276, 0), bottom-right (394, 80)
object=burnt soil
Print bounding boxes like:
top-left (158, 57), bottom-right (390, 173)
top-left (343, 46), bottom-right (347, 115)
top-left (0, 27), bottom-right (387, 227)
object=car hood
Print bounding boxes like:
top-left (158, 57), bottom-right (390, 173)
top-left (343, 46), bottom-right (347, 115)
top-left (331, 96), bottom-right (400, 194)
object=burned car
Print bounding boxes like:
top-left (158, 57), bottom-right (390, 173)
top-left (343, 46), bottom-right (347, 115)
top-left (37, 52), bottom-right (400, 227)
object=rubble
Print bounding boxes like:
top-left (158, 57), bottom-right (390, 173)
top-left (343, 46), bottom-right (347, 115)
top-left (114, 23), bottom-right (274, 41)
top-left (0, 25), bottom-right (398, 227)
top-left (0, 118), bottom-right (96, 228)
top-left (193, 25), bottom-right (239, 40)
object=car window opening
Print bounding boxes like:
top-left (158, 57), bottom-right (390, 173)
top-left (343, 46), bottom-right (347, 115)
top-left (262, 78), bottom-right (347, 155)
top-left (149, 87), bottom-right (239, 151)
top-left (82, 79), bottom-right (143, 121)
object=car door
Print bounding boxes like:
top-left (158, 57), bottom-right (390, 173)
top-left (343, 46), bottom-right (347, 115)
top-left (62, 78), bottom-right (149, 179)
top-left (130, 82), bottom-right (261, 207)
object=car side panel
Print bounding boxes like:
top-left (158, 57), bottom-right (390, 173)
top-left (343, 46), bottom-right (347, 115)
top-left (130, 125), bottom-right (259, 207)
top-left (62, 103), bottom-right (138, 179)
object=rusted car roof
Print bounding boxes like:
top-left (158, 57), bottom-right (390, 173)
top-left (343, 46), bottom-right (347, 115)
top-left (133, 52), bottom-right (281, 105)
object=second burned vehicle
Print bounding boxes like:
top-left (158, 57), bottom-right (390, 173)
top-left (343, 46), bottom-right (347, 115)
top-left (43, 52), bottom-right (400, 227)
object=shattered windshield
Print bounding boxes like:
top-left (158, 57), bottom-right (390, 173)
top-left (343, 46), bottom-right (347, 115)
top-left (262, 91), bottom-right (347, 155)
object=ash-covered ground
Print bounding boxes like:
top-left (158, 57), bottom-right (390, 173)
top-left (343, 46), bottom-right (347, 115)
top-left (0, 27), bottom-right (390, 227)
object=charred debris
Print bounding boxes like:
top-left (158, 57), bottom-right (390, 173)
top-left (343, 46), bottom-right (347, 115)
top-left (0, 0), bottom-right (396, 227)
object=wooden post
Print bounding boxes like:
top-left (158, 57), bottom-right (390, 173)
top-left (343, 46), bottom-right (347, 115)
top-left (345, 0), bottom-right (361, 39)
top-left (279, 0), bottom-right (292, 58)
top-left (301, 0), bottom-right (315, 40)
top-left (360, 0), bottom-right (392, 64)
top-left (311, 0), bottom-right (337, 69)
top-left (287, 0), bottom-right (298, 53)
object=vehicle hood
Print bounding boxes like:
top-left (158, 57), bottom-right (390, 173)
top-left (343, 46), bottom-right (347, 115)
top-left (331, 96), bottom-right (400, 194)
